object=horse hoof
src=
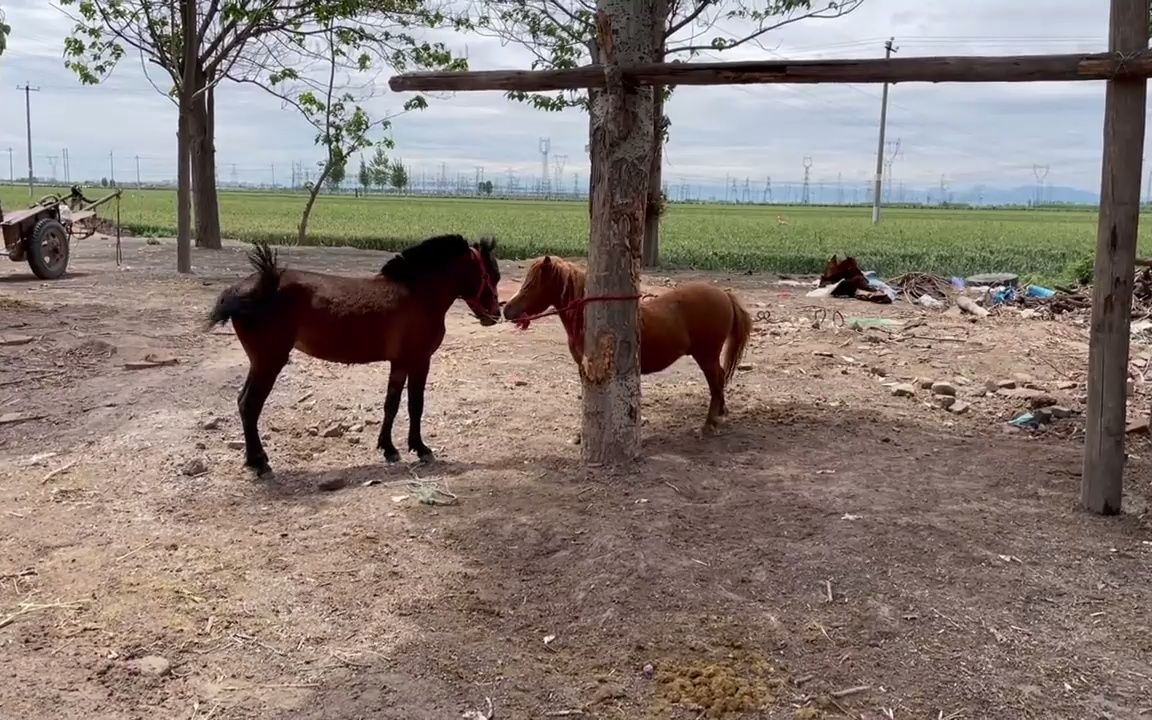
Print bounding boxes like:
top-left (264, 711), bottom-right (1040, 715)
top-left (246, 462), bottom-right (274, 478)
top-left (417, 451), bottom-right (436, 464)
top-left (380, 448), bottom-right (401, 463)
top-left (701, 422), bottom-right (720, 437)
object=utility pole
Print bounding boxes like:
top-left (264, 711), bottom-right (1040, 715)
top-left (7, 148), bottom-right (14, 183)
top-left (17, 83), bottom-right (40, 197)
top-left (109, 150), bottom-right (116, 186)
top-left (871, 38), bottom-right (897, 224)
top-left (135, 155), bottom-right (142, 188)
top-left (62, 148), bottom-right (70, 182)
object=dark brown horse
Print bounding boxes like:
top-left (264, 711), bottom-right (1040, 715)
top-left (205, 235), bottom-right (501, 476)
top-left (502, 256), bottom-right (752, 433)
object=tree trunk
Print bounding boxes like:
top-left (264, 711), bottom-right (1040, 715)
top-left (176, 0), bottom-right (195, 273)
top-left (176, 99), bottom-right (193, 274)
top-left (641, 87), bottom-right (665, 268)
top-left (190, 79), bottom-right (222, 249)
top-left (581, 1), bottom-right (657, 466)
top-left (299, 161), bottom-right (335, 244)
top-left (641, 5), bottom-right (668, 269)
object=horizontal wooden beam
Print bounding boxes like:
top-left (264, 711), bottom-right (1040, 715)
top-left (389, 51), bottom-right (1152, 93)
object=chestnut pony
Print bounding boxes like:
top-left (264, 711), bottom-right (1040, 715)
top-left (502, 256), bottom-right (753, 432)
top-left (205, 234), bottom-right (501, 476)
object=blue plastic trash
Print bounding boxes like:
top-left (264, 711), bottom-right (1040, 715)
top-left (1025, 285), bottom-right (1056, 299)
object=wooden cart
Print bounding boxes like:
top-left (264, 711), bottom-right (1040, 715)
top-left (0, 186), bottom-right (122, 280)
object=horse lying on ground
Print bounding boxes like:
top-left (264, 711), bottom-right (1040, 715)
top-left (502, 255), bottom-right (752, 433)
top-left (205, 235), bottom-right (501, 476)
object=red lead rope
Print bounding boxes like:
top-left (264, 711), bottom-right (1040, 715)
top-left (512, 293), bottom-right (653, 331)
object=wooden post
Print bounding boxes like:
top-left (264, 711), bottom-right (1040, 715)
top-left (581, 0), bottom-right (656, 466)
top-left (1082, 0), bottom-right (1148, 514)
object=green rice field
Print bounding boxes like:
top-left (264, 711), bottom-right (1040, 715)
top-left (3, 185), bottom-right (1144, 283)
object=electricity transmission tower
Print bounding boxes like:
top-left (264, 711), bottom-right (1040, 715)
top-left (553, 154), bottom-right (567, 195)
top-left (762, 176), bottom-right (772, 203)
top-left (883, 138), bottom-right (901, 202)
top-left (801, 157), bottom-right (813, 204)
top-left (1033, 164), bottom-right (1049, 206)
top-left (538, 137), bottom-right (551, 197)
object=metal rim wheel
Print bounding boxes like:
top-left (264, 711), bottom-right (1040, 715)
top-left (27, 218), bottom-right (70, 280)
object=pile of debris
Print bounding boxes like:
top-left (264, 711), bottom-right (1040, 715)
top-left (810, 255), bottom-right (1085, 319)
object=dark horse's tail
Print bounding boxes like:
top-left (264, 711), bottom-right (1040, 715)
top-left (203, 241), bottom-right (283, 331)
top-left (721, 290), bottom-right (753, 385)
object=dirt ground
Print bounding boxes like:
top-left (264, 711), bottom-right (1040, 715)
top-left (1, 235), bottom-right (1150, 720)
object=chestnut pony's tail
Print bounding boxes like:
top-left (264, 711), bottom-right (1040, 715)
top-left (721, 290), bottom-right (753, 385)
top-left (203, 242), bottom-right (283, 331)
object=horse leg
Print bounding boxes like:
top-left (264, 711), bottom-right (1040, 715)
top-left (693, 353), bottom-right (727, 434)
top-left (406, 358), bottom-right (435, 463)
top-left (239, 358), bottom-right (287, 477)
top-left (377, 364), bottom-right (407, 463)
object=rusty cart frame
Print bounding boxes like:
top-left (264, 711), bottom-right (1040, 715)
top-left (0, 185), bottom-right (123, 280)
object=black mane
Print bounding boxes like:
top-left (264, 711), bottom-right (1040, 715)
top-left (380, 234), bottom-right (471, 283)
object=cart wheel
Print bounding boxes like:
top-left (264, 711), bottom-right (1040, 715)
top-left (27, 218), bottom-right (70, 280)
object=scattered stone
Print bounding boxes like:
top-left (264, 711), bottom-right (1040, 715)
top-left (891, 383), bottom-right (916, 398)
top-left (954, 376), bottom-right (971, 386)
top-left (1057, 380), bottom-right (1079, 390)
top-left (202, 417), bottom-right (223, 431)
top-left (181, 458), bottom-right (208, 477)
top-left (1126, 418), bottom-right (1150, 435)
top-left (996, 379), bottom-right (1017, 390)
top-left (321, 424), bottom-right (347, 438)
top-left (813, 351), bottom-right (834, 358)
top-left (1050, 406), bottom-right (1075, 419)
top-left (128, 655), bottom-right (171, 677)
top-left (1128, 379), bottom-right (1136, 396)
top-left (998, 387), bottom-right (1059, 408)
top-left (915, 377), bottom-right (935, 389)
top-left (514, 380), bottom-right (529, 387)
top-left (869, 366), bottom-right (888, 378)
top-left (930, 381), bottom-right (957, 397)
top-left (348, 436), bottom-right (361, 445)
top-left (737, 362), bottom-right (754, 371)
top-left (642, 663), bottom-right (655, 678)
top-left (933, 394), bottom-right (956, 409)
top-left (1033, 408), bottom-right (1054, 425)
top-left (194, 441), bottom-right (206, 450)
top-left (226, 440), bottom-right (245, 450)
top-left (591, 683), bottom-right (626, 704)
top-left (948, 401), bottom-right (971, 415)
top-left (307, 426), bottom-right (320, 437)
top-left (350, 423), bottom-right (365, 433)
top-left (1013, 372), bottom-right (1037, 387)
top-left (0, 335), bottom-right (34, 347)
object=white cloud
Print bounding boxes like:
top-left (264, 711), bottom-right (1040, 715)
top-left (0, 0), bottom-right (1143, 194)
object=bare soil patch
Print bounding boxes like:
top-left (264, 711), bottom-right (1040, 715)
top-left (1, 236), bottom-right (1150, 720)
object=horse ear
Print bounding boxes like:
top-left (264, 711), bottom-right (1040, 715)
top-left (829, 254), bottom-right (838, 264)
top-left (541, 255), bottom-right (552, 266)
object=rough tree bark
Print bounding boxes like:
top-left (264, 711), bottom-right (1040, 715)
top-left (190, 76), bottom-right (222, 250)
top-left (175, 0), bottom-right (195, 274)
top-left (581, 1), bottom-right (657, 466)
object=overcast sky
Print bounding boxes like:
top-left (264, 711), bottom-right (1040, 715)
top-left (0, 0), bottom-right (1140, 193)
